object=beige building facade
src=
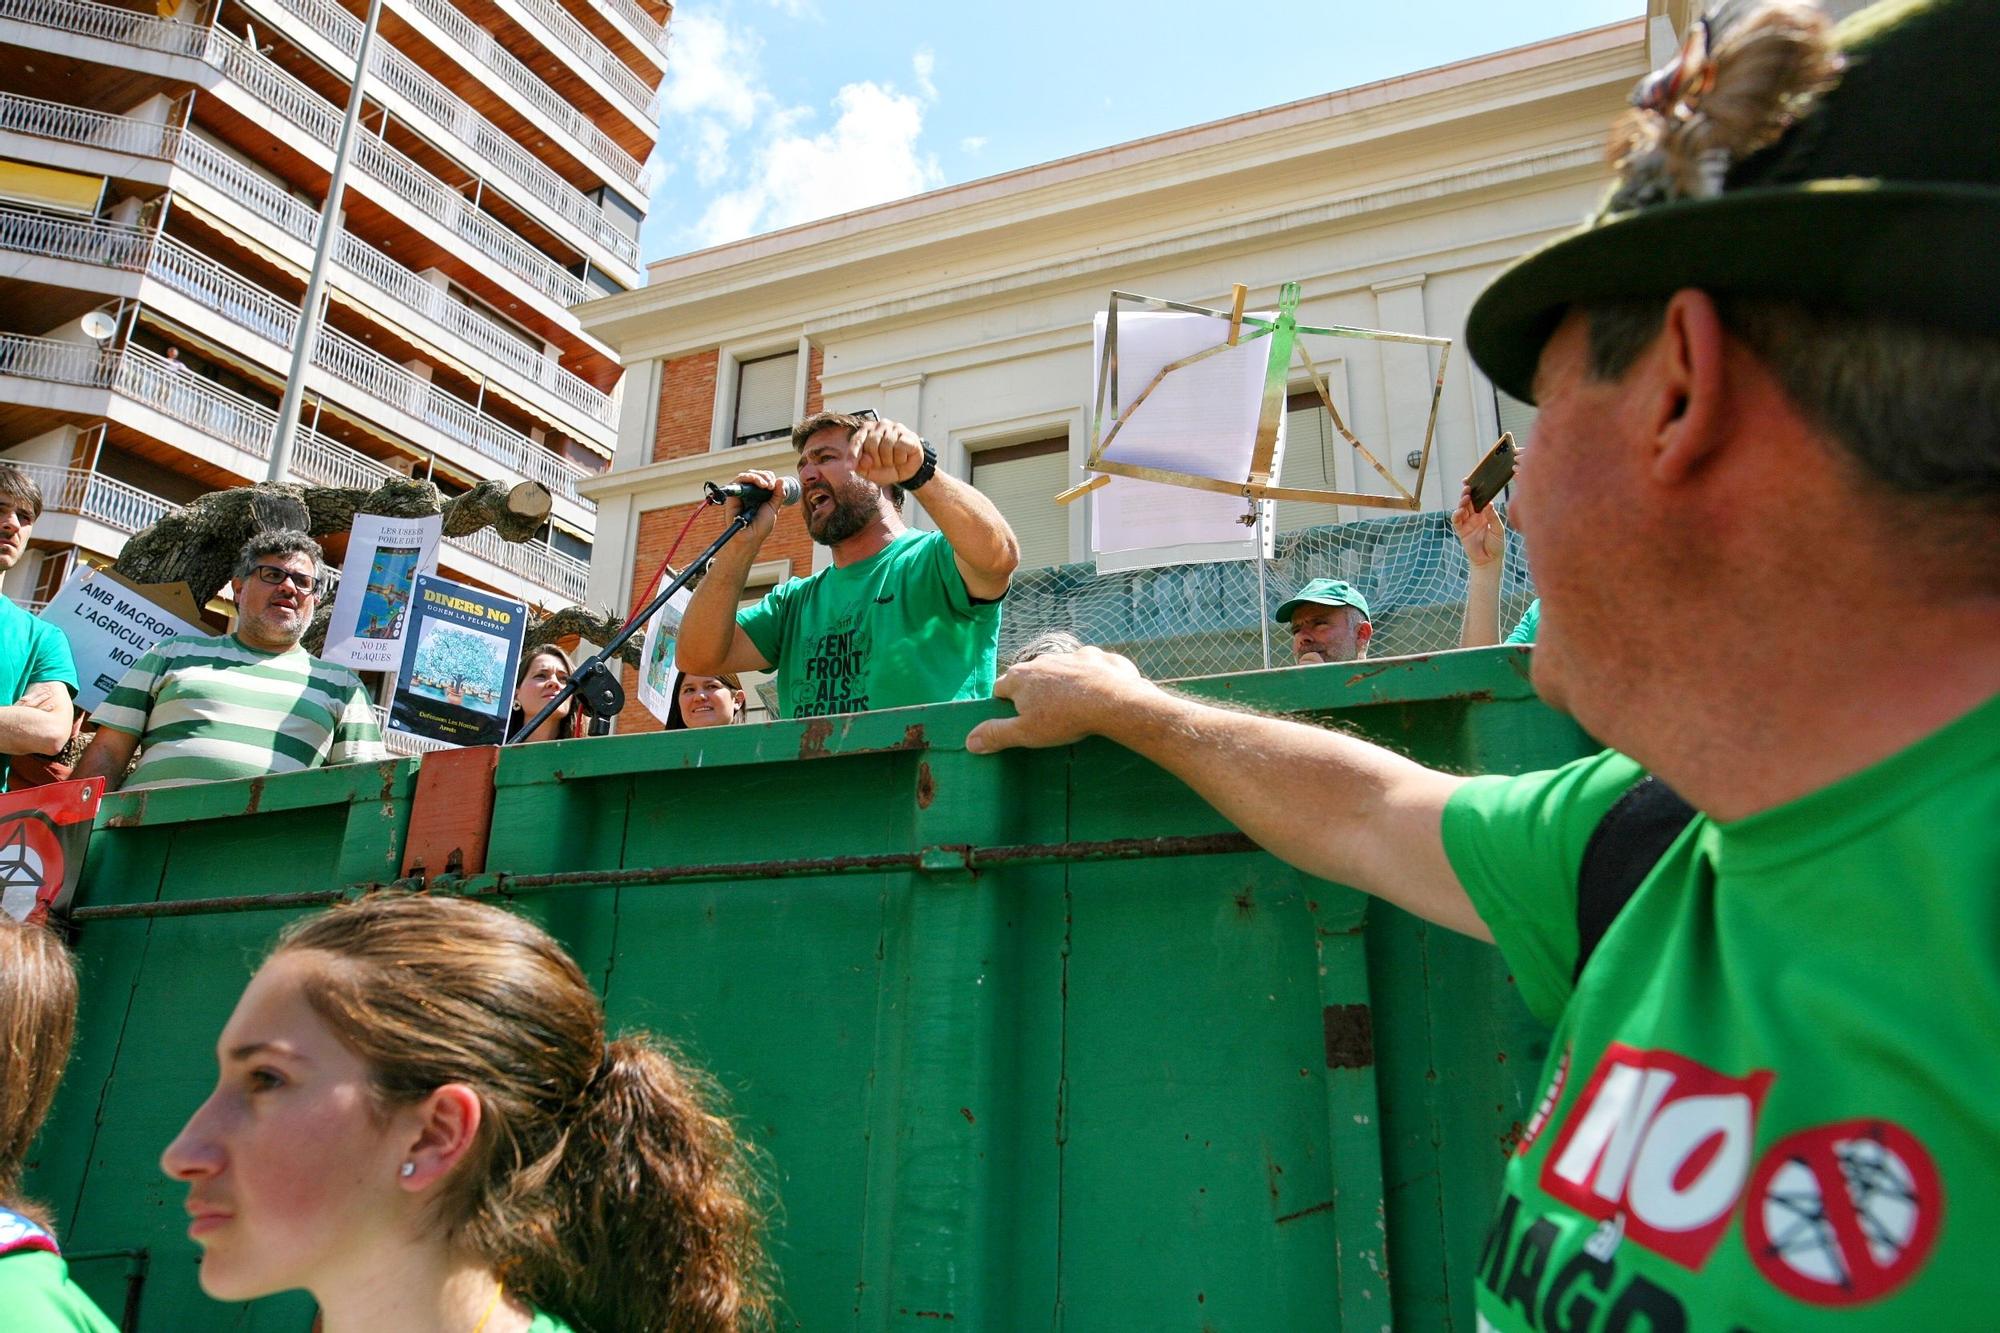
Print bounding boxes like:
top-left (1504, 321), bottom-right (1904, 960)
top-left (578, 5), bottom-right (1714, 729)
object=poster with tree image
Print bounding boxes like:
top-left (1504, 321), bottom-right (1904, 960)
top-left (388, 575), bottom-right (525, 748)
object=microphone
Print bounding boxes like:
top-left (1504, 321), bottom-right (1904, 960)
top-left (704, 477), bottom-right (801, 507)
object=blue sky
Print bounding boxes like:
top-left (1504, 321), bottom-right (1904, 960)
top-left (639, 0), bottom-right (1642, 264)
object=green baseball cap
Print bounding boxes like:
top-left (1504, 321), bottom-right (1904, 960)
top-left (1275, 579), bottom-right (1371, 624)
top-left (1466, 0), bottom-right (2000, 403)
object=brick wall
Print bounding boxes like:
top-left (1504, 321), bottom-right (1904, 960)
top-left (653, 350), bottom-right (719, 463)
top-left (613, 343), bottom-right (821, 733)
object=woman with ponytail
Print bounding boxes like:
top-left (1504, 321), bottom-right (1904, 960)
top-left (162, 892), bottom-right (771, 1333)
top-left (0, 919), bottom-right (119, 1331)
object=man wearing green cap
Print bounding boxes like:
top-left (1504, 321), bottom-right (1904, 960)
top-left (1275, 579), bottom-right (1372, 665)
top-left (970, 0), bottom-right (1999, 1324)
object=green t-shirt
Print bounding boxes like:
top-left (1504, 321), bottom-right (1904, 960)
top-left (1505, 597), bottom-right (1540, 645)
top-left (0, 595), bottom-right (79, 790)
top-left (0, 1247), bottom-right (118, 1331)
top-left (1, 595), bottom-right (78, 705)
top-left (738, 528), bottom-right (1002, 719)
top-left (528, 1309), bottom-right (577, 1332)
top-left (1440, 692), bottom-right (2000, 1330)
top-left (92, 633), bottom-right (386, 789)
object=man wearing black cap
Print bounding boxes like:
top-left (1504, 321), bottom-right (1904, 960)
top-left (970, 1), bottom-right (1999, 1324)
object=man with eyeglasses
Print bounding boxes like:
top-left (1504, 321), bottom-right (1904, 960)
top-left (76, 530), bottom-right (385, 790)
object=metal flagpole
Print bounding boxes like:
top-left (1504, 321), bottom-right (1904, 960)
top-left (1255, 502), bottom-right (1272, 670)
top-left (266, 0), bottom-right (383, 483)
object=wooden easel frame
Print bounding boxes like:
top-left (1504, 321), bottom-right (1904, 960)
top-left (1055, 282), bottom-right (1452, 512)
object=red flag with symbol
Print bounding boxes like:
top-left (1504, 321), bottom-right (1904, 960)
top-left (0, 778), bottom-right (101, 925)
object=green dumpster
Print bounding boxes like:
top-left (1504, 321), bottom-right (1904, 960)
top-left (30, 648), bottom-right (1592, 1330)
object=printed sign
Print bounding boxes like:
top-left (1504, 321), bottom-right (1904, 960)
top-left (0, 778), bottom-right (102, 923)
top-left (634, 565), bottom-right (690, 727)
top-left (322, 513), bottom-right (443, 670)
top-left (387, 575), bottom-right (525, 750)
top-left (39, 568), bottom-right (205, 712)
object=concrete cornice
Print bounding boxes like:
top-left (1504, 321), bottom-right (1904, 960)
top-left (576, 436), bottom-right (795, 504)
top-left (599, 137), bottom-right (1608, 361)
top-left (579, 18), bottom-right (1644, 359)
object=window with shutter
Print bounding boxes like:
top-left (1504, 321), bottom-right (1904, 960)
top-left (1495, 386), bottom-right (1537, 448)
top-left (734, 353), bottom-right (799, 447)
top-left (970, 438), bottom-right (1071, 571)
top-left (1276, 391), bottom-right (1341, 534)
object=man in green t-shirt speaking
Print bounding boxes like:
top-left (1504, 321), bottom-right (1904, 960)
top-left (679, 412), bottom-right (1020, 719)
top-left (970, 1), bottom-right (2000, 1327)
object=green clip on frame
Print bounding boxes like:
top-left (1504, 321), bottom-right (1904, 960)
top-left (1055, 282), bottom-right (1452, 511)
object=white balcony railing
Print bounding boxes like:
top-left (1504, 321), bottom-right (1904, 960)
top-left (247, 0), bottom-right (640, 264)
top-left (596, 0), bottom-right (666, 50)
top-left (391, 0), bottom-right (646, 188)
top-left (172, 134), bottom-right (614, 426)
top-left (446, 522), bottom-right (590, 601)
top-left (16, 461), bottom-right (178, 535)
top-left (0, 0), bottom-right (600, 307)
top-left (0, 207), bottom-right (598, 503)
top-left (0, 337), bottom-right (589, 602)
top-left (510, 0), bottom-right (656, 116)
top-left (0, 204), bottom-right (156, 270)
top-left (202, 29), bottom-right (594, 309)
top-left (0, 101), bottom-right (614, 425)
top-left (0, 0), bottom-right (207, 54)
top-left (0, 333), bottom-right (114, 387)
top-left (0, 90), bottom-right (180, 158)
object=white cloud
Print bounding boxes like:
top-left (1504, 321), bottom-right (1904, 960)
top-left (959, 135), bottom-right (987, 154)
top-left (694, 78), bottom-right (944, 246)
top-left (661, 11), bottom-right (766, 130)
top-left (693, 121), bottom-right (733, 186)
top-left (648, 14), bottom-right (946, 257)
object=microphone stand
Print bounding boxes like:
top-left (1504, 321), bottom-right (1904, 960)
top-left (506, 494), bottom-right (768, 745)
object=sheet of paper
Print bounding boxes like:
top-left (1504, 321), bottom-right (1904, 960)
top-left (322, 512), bottom-right (443, 670)
top-left (635, 569), bottom-right (693, 726)
top-left (1089, 309), bottom-right (1283, 564)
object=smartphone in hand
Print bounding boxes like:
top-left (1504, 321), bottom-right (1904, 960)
top-left (1464, 433), bottom-right (1516, 512)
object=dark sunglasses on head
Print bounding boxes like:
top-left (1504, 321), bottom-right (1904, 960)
top-left (250, 564), bottom-right (319, 594)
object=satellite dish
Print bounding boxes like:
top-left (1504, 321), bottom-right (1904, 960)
top-left (79, 310), bottom-right (117, 342)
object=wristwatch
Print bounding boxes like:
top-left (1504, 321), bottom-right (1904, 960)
top-left (902, 438), bottom-right (938, 491)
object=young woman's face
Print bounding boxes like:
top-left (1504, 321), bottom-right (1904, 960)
top-left (678, 675), bottom-right (743, 729)
top-left (161, 951), bottom-right (413, 1300)
top-left (515, 654), bottom-right (571, 720)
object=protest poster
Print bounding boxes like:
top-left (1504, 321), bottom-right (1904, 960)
top-left (39, 567), bottom-right (206, 711)
top-left (0, 777), bottom-right (102, 924)
top-left (322, 512), bottom-right (442, 670)
top-left (388, 575), bottom-right (525, 749)
top-left (634, 565), bottom-right (691, 726)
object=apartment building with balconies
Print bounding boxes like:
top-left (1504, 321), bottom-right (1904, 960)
top-left (0, 0), bottom-right (669, 621)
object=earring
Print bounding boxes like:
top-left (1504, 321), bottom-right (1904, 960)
top-left (399, 1162), bottom-right (415, 1178)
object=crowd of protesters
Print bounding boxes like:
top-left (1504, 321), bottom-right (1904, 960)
top-left (11, 4), bottom-right (1997, 1326)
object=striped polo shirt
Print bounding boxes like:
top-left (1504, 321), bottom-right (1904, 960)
top-left (92, 633), bottom-right (387, 790)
